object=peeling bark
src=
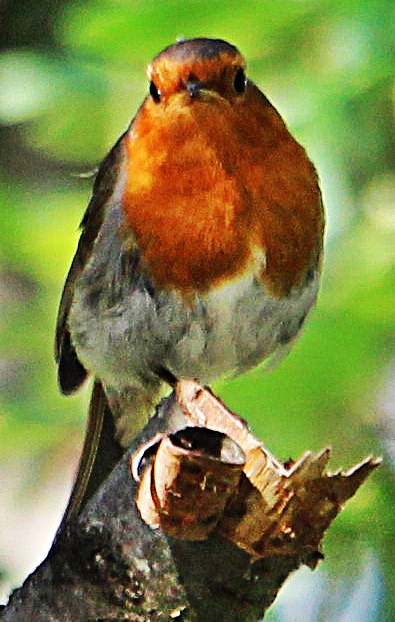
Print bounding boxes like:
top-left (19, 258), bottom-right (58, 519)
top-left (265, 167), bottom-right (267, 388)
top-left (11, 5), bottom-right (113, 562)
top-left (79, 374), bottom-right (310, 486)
top-left (1, 382), bottom-right (380, 622)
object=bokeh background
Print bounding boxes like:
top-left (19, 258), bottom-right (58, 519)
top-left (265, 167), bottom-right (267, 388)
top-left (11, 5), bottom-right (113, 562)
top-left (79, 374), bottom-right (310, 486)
top-left (0, 1), bottom-right (394, 619)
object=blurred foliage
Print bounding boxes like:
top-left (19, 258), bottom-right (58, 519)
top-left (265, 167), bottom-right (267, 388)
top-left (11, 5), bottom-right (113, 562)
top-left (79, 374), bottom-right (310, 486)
top-left (0, 0), bottom-right (394, 619)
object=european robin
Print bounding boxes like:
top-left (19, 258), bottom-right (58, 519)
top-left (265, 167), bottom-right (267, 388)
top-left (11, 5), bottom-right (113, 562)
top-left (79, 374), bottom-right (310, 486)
top-left (56, 38), bottom-right (324, 522)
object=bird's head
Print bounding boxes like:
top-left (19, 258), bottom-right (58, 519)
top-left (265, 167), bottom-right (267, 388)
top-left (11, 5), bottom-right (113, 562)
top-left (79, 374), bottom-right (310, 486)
top-left (147, 38), bottom-right (248, 105)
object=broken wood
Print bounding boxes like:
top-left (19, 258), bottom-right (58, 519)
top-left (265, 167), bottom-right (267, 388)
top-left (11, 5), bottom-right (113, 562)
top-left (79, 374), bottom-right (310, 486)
top-left (1, 380), bottom-right (380, 621)
top-left (134, 380), bottom-right (380, 565)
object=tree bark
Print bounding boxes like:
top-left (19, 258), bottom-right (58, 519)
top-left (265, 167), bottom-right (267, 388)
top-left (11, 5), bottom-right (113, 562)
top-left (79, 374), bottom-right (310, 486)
top-left (1, 382), bottom-right (380, 622)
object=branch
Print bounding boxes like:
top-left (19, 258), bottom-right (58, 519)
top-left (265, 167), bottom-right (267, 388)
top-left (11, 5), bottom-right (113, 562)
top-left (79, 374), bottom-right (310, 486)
top-left (1, 381), bottom-right (380, 622)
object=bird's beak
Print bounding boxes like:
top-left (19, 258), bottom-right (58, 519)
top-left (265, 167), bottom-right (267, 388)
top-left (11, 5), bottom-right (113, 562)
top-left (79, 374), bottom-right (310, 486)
top-left (186, 81), bottom-right (207, 98)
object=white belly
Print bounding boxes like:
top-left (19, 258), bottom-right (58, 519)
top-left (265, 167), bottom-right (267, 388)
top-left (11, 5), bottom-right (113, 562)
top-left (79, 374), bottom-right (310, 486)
top-left (70, 265), bottom-right (319, 391)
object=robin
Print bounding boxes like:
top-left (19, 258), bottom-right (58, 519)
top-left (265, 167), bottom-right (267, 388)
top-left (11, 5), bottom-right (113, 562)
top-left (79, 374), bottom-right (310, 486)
top-left (56, 38), bottom-right (324, 522)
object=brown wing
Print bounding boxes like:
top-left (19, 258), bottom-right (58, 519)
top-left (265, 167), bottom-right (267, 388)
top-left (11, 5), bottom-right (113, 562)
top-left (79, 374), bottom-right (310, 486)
top-left (55, 132), bottom-right (127, 394)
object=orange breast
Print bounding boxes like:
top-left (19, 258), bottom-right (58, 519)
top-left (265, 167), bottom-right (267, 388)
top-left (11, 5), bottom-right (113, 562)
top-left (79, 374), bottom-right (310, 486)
top-left (121, 89), bottom-right (324, 297)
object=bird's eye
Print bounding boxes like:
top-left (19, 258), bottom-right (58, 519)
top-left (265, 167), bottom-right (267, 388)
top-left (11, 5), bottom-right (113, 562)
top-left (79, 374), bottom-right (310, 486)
top-left (233, 68), bottom-right (246, 94)
top-left (149, 80), bottom-right (161, 103)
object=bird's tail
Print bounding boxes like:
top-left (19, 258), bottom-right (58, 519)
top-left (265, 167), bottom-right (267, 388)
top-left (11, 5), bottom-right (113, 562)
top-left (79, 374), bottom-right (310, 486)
top-left (56, 381), bottom-right (123, 536)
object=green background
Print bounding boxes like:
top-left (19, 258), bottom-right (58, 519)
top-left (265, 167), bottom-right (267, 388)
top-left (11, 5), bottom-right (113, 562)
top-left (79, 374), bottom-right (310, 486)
top-left (0, 1), bottom-right (394, 619)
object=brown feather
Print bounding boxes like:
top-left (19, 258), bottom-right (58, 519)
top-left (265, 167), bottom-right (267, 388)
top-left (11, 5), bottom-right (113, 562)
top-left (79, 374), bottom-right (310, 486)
top-left (55, 133), bottom-right (127, 394)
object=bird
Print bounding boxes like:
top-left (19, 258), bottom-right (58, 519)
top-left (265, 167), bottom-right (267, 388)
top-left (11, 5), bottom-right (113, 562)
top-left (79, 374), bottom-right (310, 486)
top-left (55, 37), bottom-right (324, 524)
